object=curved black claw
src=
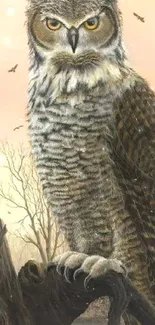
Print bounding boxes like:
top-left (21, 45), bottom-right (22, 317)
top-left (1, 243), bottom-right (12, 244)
top-left (84, 275), bottom-right (93, 290)
top-left (64, 266), bottom-right (72, 283)
top-left (73, 267), bottom-right (84, 281)
top-left (56, 263), bottom-right (64, 276)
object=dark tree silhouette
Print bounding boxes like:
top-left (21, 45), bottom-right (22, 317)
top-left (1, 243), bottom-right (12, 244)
top-left (0, 218), bottom-right (155, 325)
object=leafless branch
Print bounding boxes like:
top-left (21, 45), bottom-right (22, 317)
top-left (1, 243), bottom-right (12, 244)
top-left (0, 142), bottom-right (65, 264)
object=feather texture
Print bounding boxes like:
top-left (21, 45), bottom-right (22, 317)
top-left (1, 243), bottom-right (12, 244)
top-left (27, 0), bottom-right (155, 314)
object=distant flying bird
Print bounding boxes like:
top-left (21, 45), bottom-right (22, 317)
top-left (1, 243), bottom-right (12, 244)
top-left (8, 64), bottom-right (18, 73)
top-left (133, 12), bottom-right (145, 23)
top-left (13, 125), bottom-right (23, 131)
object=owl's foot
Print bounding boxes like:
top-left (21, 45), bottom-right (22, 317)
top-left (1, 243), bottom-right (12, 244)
top-left (51, 251), bottom-right (126, 289)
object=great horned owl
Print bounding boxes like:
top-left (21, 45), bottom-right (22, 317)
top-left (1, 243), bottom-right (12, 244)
top-left (26, 0), bottom-right (155, 319)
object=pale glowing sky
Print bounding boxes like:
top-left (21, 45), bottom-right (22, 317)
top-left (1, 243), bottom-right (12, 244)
top-left (0, 0), bottom-right (155, 144)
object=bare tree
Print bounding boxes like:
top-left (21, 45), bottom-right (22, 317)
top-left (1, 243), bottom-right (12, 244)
top-left (0, 142), bottom-right (65, 264)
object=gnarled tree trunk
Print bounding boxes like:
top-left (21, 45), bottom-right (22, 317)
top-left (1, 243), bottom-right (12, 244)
top-left (0, 218), bottom-right (155, 325)
top-left (0, 219), bottom-right (31, 325)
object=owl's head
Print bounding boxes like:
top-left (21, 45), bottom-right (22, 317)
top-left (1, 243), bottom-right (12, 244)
top-left (27, 0), bottom-right (125, 72)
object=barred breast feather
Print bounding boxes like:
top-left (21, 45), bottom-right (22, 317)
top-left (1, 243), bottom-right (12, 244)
top-left (27, 55), bottom-right (140, 258)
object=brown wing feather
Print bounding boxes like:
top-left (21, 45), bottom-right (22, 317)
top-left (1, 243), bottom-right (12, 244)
top-left (113, 75), bottom-right (155, 291)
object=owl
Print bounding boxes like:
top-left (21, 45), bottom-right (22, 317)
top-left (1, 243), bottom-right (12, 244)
top-left (26, 0), bottom-right (155, 323)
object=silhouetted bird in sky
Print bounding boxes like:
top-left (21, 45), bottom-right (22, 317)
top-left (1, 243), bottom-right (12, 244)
top-left (133, 13), bottom-right (145, 23)
top-left (13, 125), bottom-right (23, 131)
top-left (8, 64), bottom-right (18, 73)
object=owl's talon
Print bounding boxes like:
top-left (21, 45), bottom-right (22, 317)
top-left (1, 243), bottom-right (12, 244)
top-left (56, 264), bottom-right (63, 276)
top-left (64, 266), bottom-right (72, 283)
top-left (84, 275), bottom-right (92, 290)
top-left (54, 251), bottom-right (126, 291)
top-left (73, 267), bottom-right (84, 280)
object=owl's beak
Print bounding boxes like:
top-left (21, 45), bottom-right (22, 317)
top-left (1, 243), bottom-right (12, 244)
top-left (67, 27), bottom-right (79, 53)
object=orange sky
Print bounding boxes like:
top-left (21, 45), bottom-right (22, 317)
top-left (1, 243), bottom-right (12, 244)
top-left (0, 0), bottom-right (155, 143)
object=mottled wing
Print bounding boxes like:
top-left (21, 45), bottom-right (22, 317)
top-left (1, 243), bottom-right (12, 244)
top-left (113, 75), bottom-right (155, 290)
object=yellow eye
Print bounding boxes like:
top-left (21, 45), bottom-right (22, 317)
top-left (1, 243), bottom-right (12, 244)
top-left (84, 17), bottom-right (99, 30)
top-left (46, 18), bottom-right (61, 31)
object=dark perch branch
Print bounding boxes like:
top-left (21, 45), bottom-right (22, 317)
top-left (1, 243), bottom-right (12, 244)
top-left (123, 277), bottom-right (155, 325)
top-left (19, 260), bottom-right (155, 325)
top-left (91, 272), bottom-right (155, 325)
top-left (0, 219), bottom-right (31, 325)
top-left (0, 218), bottom-right (155, 325)
top-left (18, 260), bottom-right (127, 325)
